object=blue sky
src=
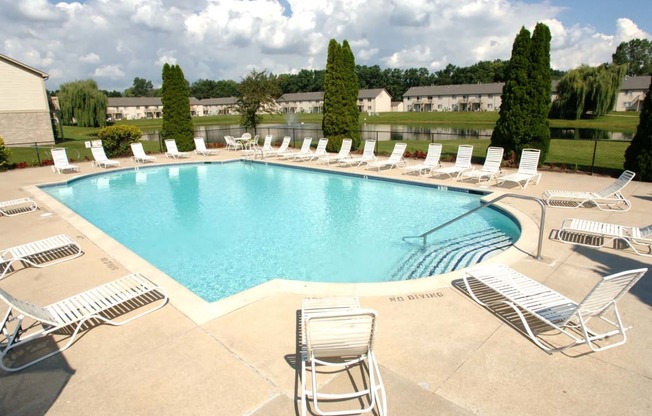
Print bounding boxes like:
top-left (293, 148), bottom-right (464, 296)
top-left (1, 0), bottom-right (650, 91)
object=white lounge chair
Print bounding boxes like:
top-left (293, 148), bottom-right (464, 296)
top-left (91, 145), bottom-right (121, 168)
top-left (497, 148), bottom-right (541, 188)
top-left (555, 218), bottom-right (652, 257)
top-left (462, 263), bottom-right (647, 353)
top-left (0, 272), bottom-right (167, 372)
top-left (224, 136), bottom-right (243, 151)
top-left (295, 138), bottom-right (328, 162)
top-left (1, 234), bottom-right (83, 280)
top-left (263, 136), bottom-right (291, 158)
top-left (300, 297), bottom-right (387, 416)
top-left (51, 148), bottom-right (79, 174)
top-left (431, 144), bottom-right (473, 179)
top-left (367, 142), bottom-right (407, 171)
top-left (542, 170), bottom-right (636, 211)
top-left (131, 142), bottom-right (157, 163)
top-left (0, 198), bottom-right (38, 217)
top-left (164, 139), bottom-right (191, 159)
top-left (281, 137), bottom-right (313, 159)
top-left (403, 143), bottom-right (442, 175)
top-left (338, 139), bottom-right (377, 167)
top-left (255, 135), bottom-right (274, 157)
top-left (318, 138), bottom-right (352, 165)
top-left (458, 146), bottom-right (504, 184)
top-left (194, 137), bottom-right (219, 156)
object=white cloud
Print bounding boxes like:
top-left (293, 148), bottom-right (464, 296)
top-left (92, 65), bottom-right (125, 78)
top-left (0, 0), bottom-right (649, 91)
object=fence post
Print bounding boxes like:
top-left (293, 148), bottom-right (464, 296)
top-left (35, 142), bottom-right (42, 166)
top-left (590, 140), bottom-right (598, 175)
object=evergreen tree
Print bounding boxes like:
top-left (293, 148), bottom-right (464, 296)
top-left (342, 40), bottom-right (361, 148)
top-left (527, 23), bottom-right (552, 162)
top-left (323, 39), bottom-right (360, 151)
top-left (58, 79), bottom-right (107, 127)
top-left (161, 64), bottom-right (194, 151)
top-left (490, 27), bottom-right (531, 160)
top-left (624, 78), bottom-right (652, 181)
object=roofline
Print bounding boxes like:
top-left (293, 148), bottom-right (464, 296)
top-left (0, 53), bottom-right (49, 80)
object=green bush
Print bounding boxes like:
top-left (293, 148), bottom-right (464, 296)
top-left (325, 135), bottom-right (345, 153)
top-left (97, 125), bottom-right (143, 157)
top-left (0, 137), bottom-right (11, 170)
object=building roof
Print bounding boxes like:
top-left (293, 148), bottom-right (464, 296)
top-left (403, 83), bottom-right (505, 97)
top-left (358, 88), bottom-right (389, 99)
top-left (0, 53), bottom-right (49, 79)
top-left (108, 97), bottom-right (163, 107)
top-left (621, 75), bottom-right (651, 90)
top-left (197, 97), bottom-right (238, 105)
top-left (277, 91), bottom-right (324, 102)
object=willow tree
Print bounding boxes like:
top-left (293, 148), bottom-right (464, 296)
top-left (58, 79), bottom-right (107, 127)
top-left (624, 78), bottom-right (652, 181)
top-left (490, 27), bottom-right (532, 159)
top-left (550, 64), bottom-right (627, 119)
top-left (323, 39), bottom-right (360, 151)
top-left (161, 63), bottom-right (194, 151)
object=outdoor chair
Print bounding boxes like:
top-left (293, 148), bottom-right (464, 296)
top-left (0, 198), bottom-right (38, 217)
top-left (294, 138), bottom-right (328, 162)
top-left (281, 137), bottom-right (313, 159)
top-left (458, 146), bottom-right (504, 184)
top-left (164, 139), bottom-right (191, 159)
top-left (131, 142), bottom-right (157, 163)
top-left (403, 143), bottom-right (442, 175)
top-left (431, 144), bottom-right (473, 179)
top-left (91, 145), bottom-right (121, 168)
top-left (0, 272), bottom-right (167, 371)
top-left (300, 297), bottom-right (387, 416)
top-left (461, 263), bottom-right (648, 353)
top-left (51, 148), bottom-right (79, 174)
top-left (263, 136), bottom-right (291, 158)
top-left (554, 218), bottom-right (652, 257)
top-left (318, 139), bottom-right (352, 165)
top-left (366, 142), bottom-right (407, 171)
top-left (497, 148), bottom-right (541, 188)
top-left (1, 234), bottom-right (83, 280)
top-left (542, 170), bottom-right (635, 211)
top-left (338, 139), bottom-right (377, 167)
top-left (194, 137), bottom-right (219, 156)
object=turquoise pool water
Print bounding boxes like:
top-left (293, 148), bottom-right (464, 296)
top-left (43, 162), bottom-right (520, 301)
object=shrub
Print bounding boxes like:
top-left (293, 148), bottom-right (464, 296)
top-left (326, 135), bottom-right (345, 153)
top-left (0, 136), bottom-right (11, 170)
top-left (97, 125), bottom-right (143, 158)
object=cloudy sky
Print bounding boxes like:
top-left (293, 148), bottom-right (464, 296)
top-left (1, 0), bottom-right (651, 92)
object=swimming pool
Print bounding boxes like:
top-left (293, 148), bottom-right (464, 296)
top-left (43, 162), bottom-right (520, 301)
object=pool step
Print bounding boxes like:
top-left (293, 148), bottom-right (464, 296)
top-left (390, 228), bottom-right (513, 281)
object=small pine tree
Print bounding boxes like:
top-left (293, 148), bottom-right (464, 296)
top-left (161, 64), bottom-right (194, 151)
top-left (624, 77), bottom-right (652, 181)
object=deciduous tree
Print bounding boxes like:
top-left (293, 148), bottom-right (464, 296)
top-left (612, 38), bottom-right (652, 77)
top-left (236, 69), bottom-right (281, 132)
top-left (624, 77), bottom-right (652, 181)
top-left (58, 79), bottom-right (107, 127)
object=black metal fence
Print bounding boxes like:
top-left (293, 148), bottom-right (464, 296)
top-left (5, 126), bottom-right (631, 177)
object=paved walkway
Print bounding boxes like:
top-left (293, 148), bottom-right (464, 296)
top-left (0, 149), bottom-right (651, 415)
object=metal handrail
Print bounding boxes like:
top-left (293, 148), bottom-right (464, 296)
top-left (402, 193), bottom-right (546, 260)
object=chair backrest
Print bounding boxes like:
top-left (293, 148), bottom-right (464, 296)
top-left (305, 309), bottom-right (377, 359)
top-left (388, 142), bottom-right (407, 161)
top-left (482, 146), bottom-right (504, 172)
top-left (277, 136), bottom-right (291, 152)
top-left (572, 268), bottom-right (647, 321)
top-left (0, 286), bottom-right (58, 326)
top-left (299, 137), bottom-right (313, 152)
top-left (337, 139), bottom-right (353, 157)
top-left (315, 138), bottom-right (328, 154)
top-left (596, 170), bottom-right (636, 198)
top-left (639, 225), bottom-right (652, 238)
top-left (425, 143), bottom-right (442, 165)
top-left (262, 135), bottom-right (273, 151)
top-left (241, 132), bottom-right (252, 140)
top-left (194, 137), bottom-right (207, 151)
top-left (165, 139), bottom-right (179, 153)
top-left (362, 140), bottom-right (376, 158)
top-left (51, 148), bottom-right (70, 167)
top-left (454, 145), bottom-right (473, 168)
top-left (131, 142), bottom-right (146, 157)
top-left (91, 146), bottom-right (109, 162)
top-left (517, 149), bottom-right (540, 175)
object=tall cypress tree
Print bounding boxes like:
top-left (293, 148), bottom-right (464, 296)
top-left (161, 64), bottom-right (194, 151)
top-left (323, 39), bottom-right (345, 151)
top-left (342, 40), bottom-right (361, 148)
top-left (490, 27), bottom-right (532, 161)
top-left (527, 23), bottom-right (552, 162)
top-left (624, 77), bottom-right (652, 181)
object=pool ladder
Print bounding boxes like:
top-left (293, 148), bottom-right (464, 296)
top-left (402, 193), bottom-right (547, 260)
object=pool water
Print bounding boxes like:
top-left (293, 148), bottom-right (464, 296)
top-left (43, 162), bottom-right (520, 302)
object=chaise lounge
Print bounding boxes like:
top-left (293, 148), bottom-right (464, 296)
top-left (1, 234), bottom-right (83, 280)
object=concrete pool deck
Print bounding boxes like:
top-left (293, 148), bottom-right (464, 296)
top-left (1, 149), bottom-right (651, 415)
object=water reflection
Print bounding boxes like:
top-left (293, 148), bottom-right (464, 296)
top-left (141, 123), bottom-right (632, 143)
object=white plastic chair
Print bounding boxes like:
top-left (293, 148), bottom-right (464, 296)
top-left (51, 148), bottom-right (79, 174)
top-left (0, 198), bottom-right (38, 217)
top-left (164, 139), bottom-right (191, 159)
top-left (318, 139), bottom-right (352, 165)
top-left (403, 143), bottom-right (442, 175)
top-left (263, 136), bottom-right (291, 158)
top-left (498, 148), bottom-right (541, 188)
top-left (542, 170), bottom-right (635, 211)
top-left (130, 142), bottom-right (157, 163)
top-left (91, 146), bottom-right (121, 168)
top-left (367, 142), bottom-right (407, 171)
top-left (555, 218), bottom-right (652, 257)
top-left (294, 138), bottom-right (328, 162)
top-left (338, 139), bottom-right (377, 167)
top-left (281, 137), bottom-right (313, 159)
top-left (194, 137), bottom-right (219, 156)
top-left (1, 234), bottom-right (83, 280)
top-left (458, 146), bottom-right (504, 184)
top-left (462, 264), bottom-right (648, 353)
top-left (431, 144), bottom-right (473, 179)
